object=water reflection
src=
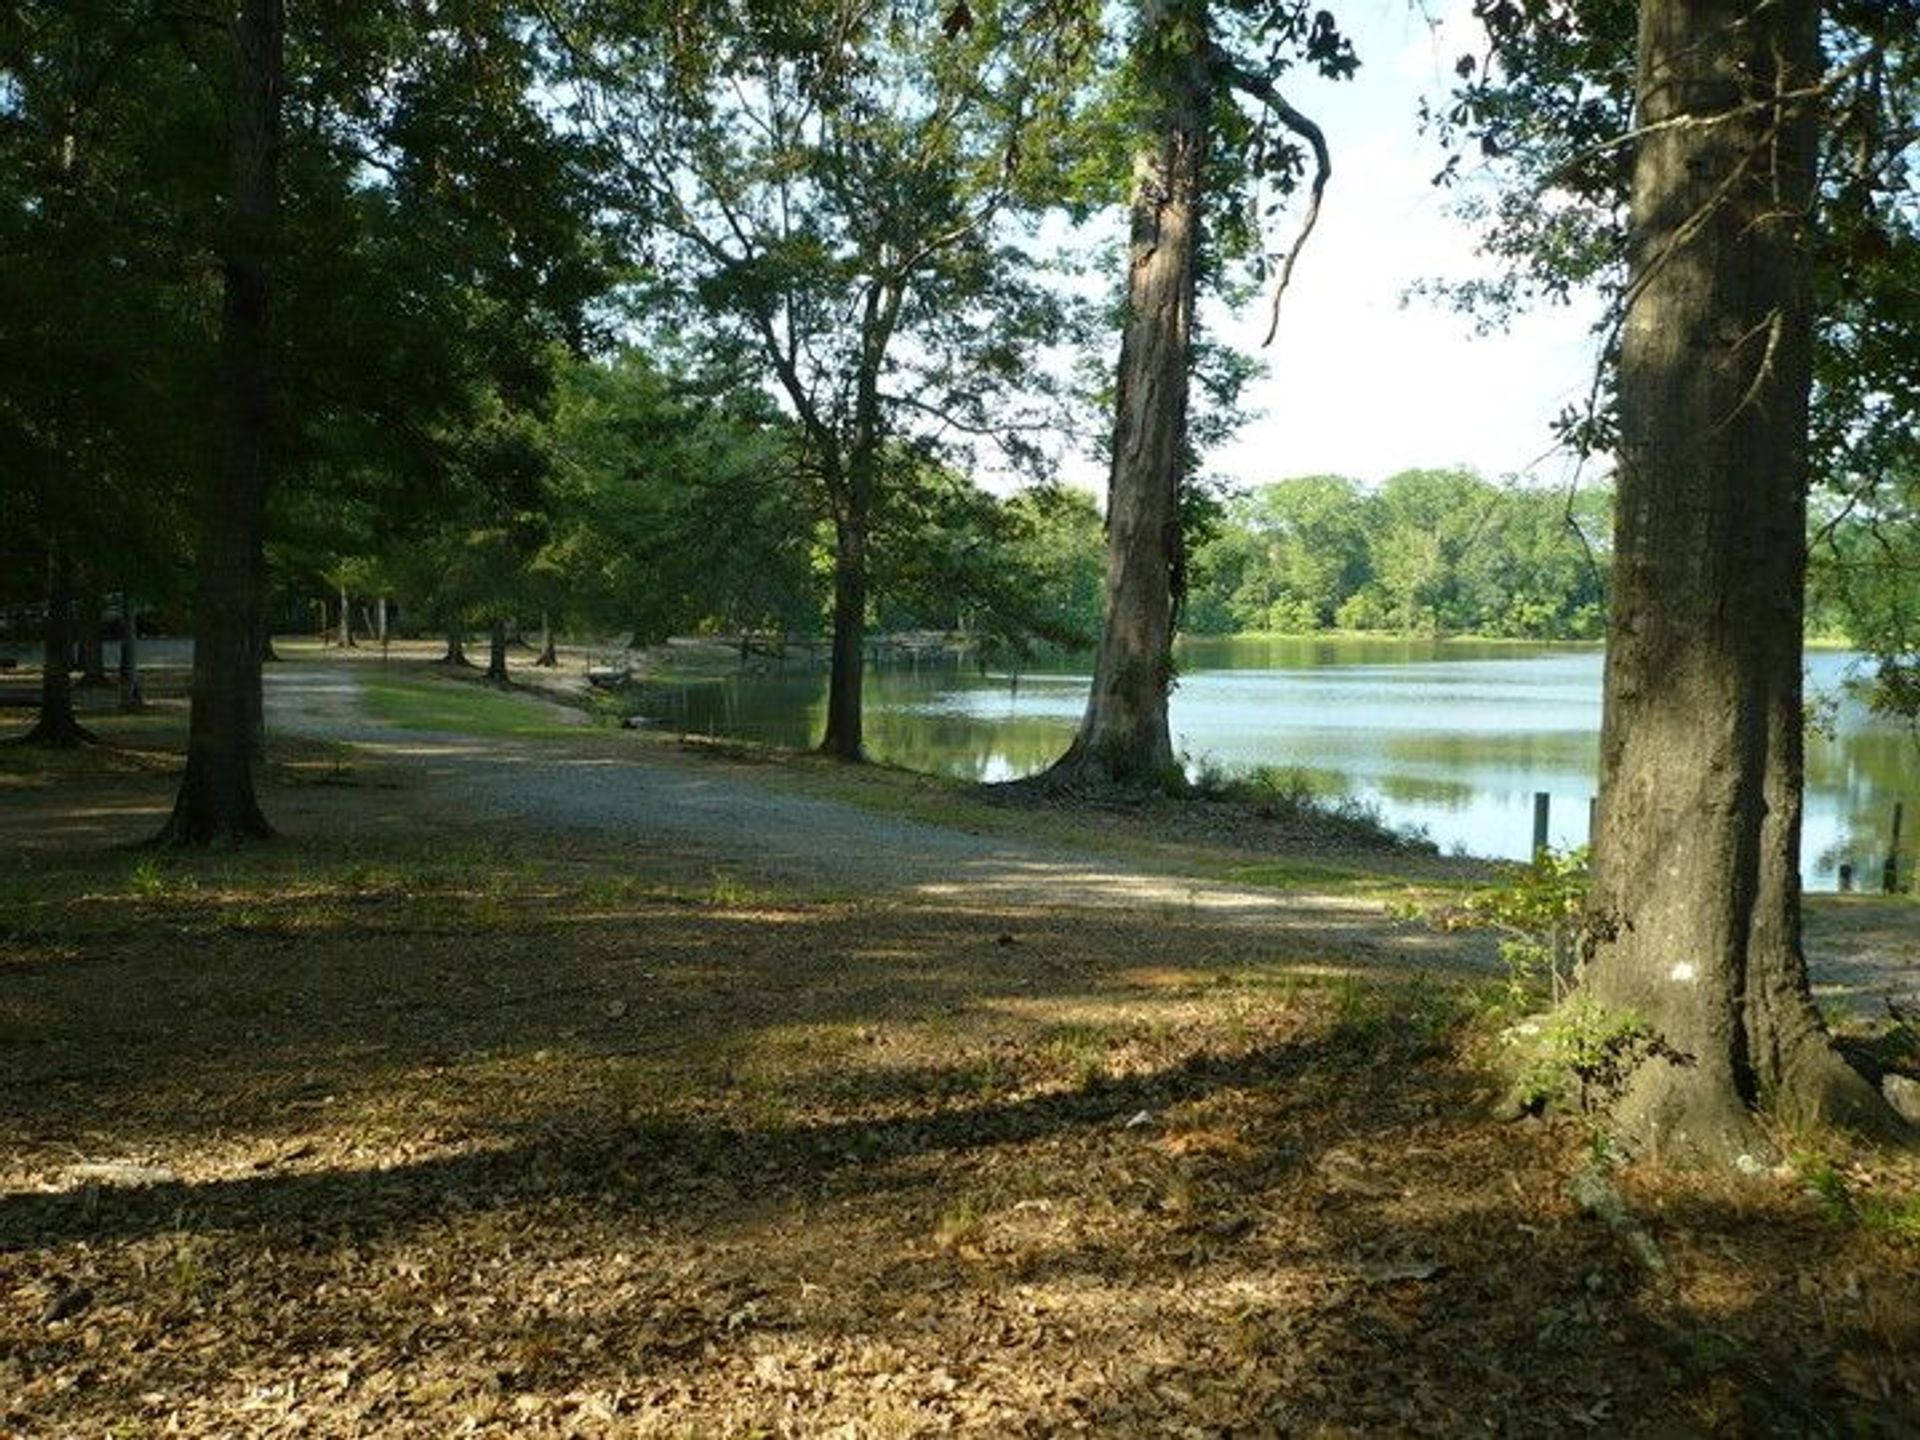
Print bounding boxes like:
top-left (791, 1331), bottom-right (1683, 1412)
top-left (636, 639), bottom-right (1915, 888)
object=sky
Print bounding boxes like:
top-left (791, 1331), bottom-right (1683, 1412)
top-left (1190, 0), bottom-right (1610, 492)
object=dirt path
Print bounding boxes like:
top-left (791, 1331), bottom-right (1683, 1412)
top-left (263, 663), bottom-right (1493, 974)
top-left (257, 661), bottom-right (1920, 1011)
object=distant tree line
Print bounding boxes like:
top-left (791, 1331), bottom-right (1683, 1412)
top-left (1184, 470), bottom-right (1611, 640)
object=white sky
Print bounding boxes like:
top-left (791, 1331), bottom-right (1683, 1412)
top-left (1197, 0), bottom-right (1609, 491)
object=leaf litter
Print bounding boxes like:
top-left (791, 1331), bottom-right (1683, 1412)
top-left (1, 792), bottom-right (1917, 1435)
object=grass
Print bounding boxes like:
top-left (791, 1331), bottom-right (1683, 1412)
top-left (359, 672), bottom-right (583, 737)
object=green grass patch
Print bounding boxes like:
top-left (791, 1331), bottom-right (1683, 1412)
top-left (361, 674), bottom-right (580, 737)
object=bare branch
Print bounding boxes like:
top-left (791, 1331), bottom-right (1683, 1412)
top-left (1214, 54), bottom-right (1331, 348)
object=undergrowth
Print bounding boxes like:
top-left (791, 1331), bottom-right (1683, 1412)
top-left (1184, 758), bottom-right (1433, 852)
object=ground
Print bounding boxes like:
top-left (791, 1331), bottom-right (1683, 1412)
top-left (2, 642), bottom-right (1916, 1437)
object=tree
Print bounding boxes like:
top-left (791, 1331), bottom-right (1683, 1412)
top-left (1812, 458), bottom-right (1920, 716)
top-left (1045, 0), bottom-right (1352, 786)
top-left (158, 0), bottom-right (283, 844)
top-left (558, 0), bottom-right (1097, 760)
top-left (870, 465), bottom-right (1103, 662)
top-left (0, 3), bottom-right (208, 748)
top-left (1578, 0), bottom-right (1906, 1157)
top-left (540, 349), bottom-right (819, 648)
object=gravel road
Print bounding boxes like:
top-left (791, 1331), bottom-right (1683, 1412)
top-left (264, 662), bottom-right (1918, 1008)
top-left (264, 664), bottom-right (1495, 973)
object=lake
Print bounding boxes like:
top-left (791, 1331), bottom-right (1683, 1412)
top-left (639, 637), bottom-right (1915, 888)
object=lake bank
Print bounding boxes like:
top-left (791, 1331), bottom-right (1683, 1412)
top-left (593, 637), bottom-right (1914, 890)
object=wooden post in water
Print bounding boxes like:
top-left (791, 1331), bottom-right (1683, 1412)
top-left (1886, 801), bottom-right (1906, 894)
top-left (1532, 792), bottom-right (1551, 859)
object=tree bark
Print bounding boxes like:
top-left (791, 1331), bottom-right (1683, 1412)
top-left (819, 510), bottom-right (869, 760)
top-left (1044, 0), bottom-right (1207, 789)
top-left (247, 603), bottom-right (268, 756)
top-left (117, 589), bottom-right (144, 710)
top-left (1584, 0), bottom-right (1906, 1159)
top-left (486, 616), bottom-right (510, 682)
top-left (442, 626), bottom-right (473, 666)
top-left (337, 580), bottom-right (354, 648)
top-left (17, 549), bottom-right (93, 747)
top-left (76, 586), bottom-right (110, 686)
top-left (535, 610), bottom-right (557, 667)
top-left (158, 0), bottom-right (282, 845)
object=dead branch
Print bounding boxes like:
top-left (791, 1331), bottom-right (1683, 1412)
top-left (1214, 54), bottom-right (1330, 348)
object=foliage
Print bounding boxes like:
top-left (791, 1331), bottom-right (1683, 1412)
top-left (872, 468), bottom-right (1103, 661)
top-left (1183, 759), bottom-right (1430, 852)
top-left (1460, 844), bottom-right (1589, 1009)
top-left (1503, 995), bottom-right (1651, 1114)
top-left (1810, 458), bottom-right (1920, 720)
top-left (539, 349), bottom-right (818, 644)
top-left (1188, 469), bottom-right (1610, 638)
top-left (1426, 1), bottom-right (1920, 694)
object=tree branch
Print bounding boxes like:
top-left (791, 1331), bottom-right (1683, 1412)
top-left (1214, 54), bottom-right (1331, 348)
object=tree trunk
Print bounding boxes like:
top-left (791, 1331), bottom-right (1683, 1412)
top-left (485, 616), bottom-right (509, 682)
top-left (819, 512), bottom-right (868, 760)
top-left (158, 0), bottom-right (282, 845)
top-left (247, 603), bottom-right (268, 756)
top-left (1044, 0), bottom-right (1207, 789)
top-left (76, 586), bottom-right (110, 686)
top-left (535, 610), bottom-right (557, 667)
top-left (376, 595), bottom-right (388, 645)
top-left (117, 590), bottom-right (144, 710)
top-left (442, 626), bottom-right (472, 666)
top-left (18, 549), bottom-right (92, 747)
top-left (337, 580), bottom-right (354, 648)
top-left (1583, 0), bottom-right (1905, 1159)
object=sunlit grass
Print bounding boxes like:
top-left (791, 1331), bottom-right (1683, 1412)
top-left (360, 674), bottom-right (581, 737)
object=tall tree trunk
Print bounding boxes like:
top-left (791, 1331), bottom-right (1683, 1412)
top-left (1584, 0), bottom-right (1904, 1159)
top-left (1044, 0), bottom-right (1207, 788)
top-left (158, 0), bottom-right (282, 845)
top-left (18, 549), bottom-right (92, 747)
top-left (117, 589), bottom-right (143, 710)
top-left (337, 580), bottom-right (353, 648)
top-left (535, 610), bottom-right (557, 667)
top-left (486, 617), bottom-right (510, 682)
top-left (76, 586), bottom-right (109, 686)
top-left (819, 511), bottom-right (869, 760)
top-left (443, 626), bottom-right (472, 667)
top-left (376, 595), bottom-right (388, 646)
top-left (247, 601), bottom-right (268, 756)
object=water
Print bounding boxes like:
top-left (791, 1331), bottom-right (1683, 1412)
top-left (638, 637), bottom-right (1915, 888)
